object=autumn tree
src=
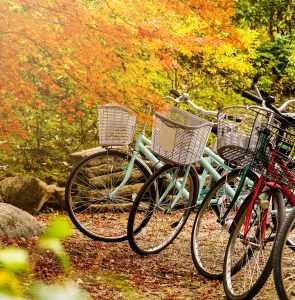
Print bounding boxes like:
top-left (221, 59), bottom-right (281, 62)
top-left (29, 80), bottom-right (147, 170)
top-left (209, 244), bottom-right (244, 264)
top-left (233, 0), bottom-right (295, 98)
top-left (0, 0), bottom-right (244, 180)
top-left (233, 0), bottom-right (295, 42)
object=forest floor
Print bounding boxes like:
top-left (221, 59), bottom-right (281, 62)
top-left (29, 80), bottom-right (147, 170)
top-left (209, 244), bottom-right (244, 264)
top-left (4, 212), bottom-right (280, 300)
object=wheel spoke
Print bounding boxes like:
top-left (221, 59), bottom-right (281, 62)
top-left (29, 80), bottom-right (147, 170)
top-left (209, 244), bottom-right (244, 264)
top-left (128, 165), bottom-right (197, 255)
top-left (65, 150), bottom-right (149, 241)
top-left (191, 169), bottom-right (258, 279)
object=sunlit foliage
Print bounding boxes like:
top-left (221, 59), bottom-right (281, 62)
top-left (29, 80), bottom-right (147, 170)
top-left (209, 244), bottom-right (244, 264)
top-left (0, 0), bottom-right (249, 179)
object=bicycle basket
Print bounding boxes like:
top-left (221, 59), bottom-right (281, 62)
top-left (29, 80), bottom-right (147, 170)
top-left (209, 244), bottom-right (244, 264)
top-left (251, 123), bottom-right (295, 188)
top-left (98, 105), bottom-right (137, 146)
top-left (151, 107), bottom-right (213, 165)
top-left (217, 106), bottom-right (280, 167)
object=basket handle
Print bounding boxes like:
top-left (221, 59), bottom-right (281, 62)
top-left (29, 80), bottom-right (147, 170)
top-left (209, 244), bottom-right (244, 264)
top-left (155, 112), bottom-right (212, 130)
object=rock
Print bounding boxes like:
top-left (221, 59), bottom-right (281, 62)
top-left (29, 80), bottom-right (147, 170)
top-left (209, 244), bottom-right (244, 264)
top-left (70, 146), bottom-right (128, 164)
top-left (0, 176), bottom-right (55, 214)
top-left (0, 203), bottom-right (43, 237)
top-left (45, 185), bottom-right (66, 210)
top-left (70, 147), bottom-right (105, 165)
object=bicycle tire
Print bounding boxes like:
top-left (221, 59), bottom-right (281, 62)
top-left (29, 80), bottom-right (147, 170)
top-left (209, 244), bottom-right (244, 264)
top-left (191, 168), bottom-right (259, 279)
top-left (65, 149), bottom-right (151, 242)
top-left (127, 163), bottom-right (199, 255)
top-left (273, 207), bottom-right (295, 300)
top-left (223, 187), bottom-right (284, 300)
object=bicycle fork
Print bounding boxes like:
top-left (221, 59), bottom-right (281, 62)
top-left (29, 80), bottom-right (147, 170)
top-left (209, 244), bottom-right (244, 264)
top-left (244, 175), bottom-right (271, 248)
top-left (158, 165), bottom-right (191, 212)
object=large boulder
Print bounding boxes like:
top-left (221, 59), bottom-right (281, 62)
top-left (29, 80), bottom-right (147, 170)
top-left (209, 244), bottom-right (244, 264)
top-left (0, 203), bottom-right (43, 237)
top-left (70, 146), bottom-right (128, 164)
top-left (45, 185), bottom-right (66, 210)
top-left (0, 176), bottom-right (55, 214)
top-left (70, 147), bottom-right (105, 165)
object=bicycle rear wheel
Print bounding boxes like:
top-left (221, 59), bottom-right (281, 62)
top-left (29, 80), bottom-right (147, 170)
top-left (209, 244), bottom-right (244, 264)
top-left (65, 149), bottom-right (150, 242)
top-left (223, 187), bottom-right (284, 300)
top-left (273, 207), bottom-right (295, 300)
top-left (191, 168), bottom-right (258, 279)
top-left (127, 164), bottom-right (198, 255)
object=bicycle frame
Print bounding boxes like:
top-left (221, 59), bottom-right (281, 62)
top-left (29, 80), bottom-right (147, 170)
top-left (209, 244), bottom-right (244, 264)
top-left (109, 131), bottom-right (161, 198)
top-left (229, 149), bottom-right (295, 246)
top-left (198, 147), bottom-right (233, 203)
top-left (109, 130), bottom-right (234, 207)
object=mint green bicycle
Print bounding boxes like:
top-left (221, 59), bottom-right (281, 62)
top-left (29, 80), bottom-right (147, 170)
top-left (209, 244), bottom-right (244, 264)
top-left (65, 92), bottom-right (232, 242)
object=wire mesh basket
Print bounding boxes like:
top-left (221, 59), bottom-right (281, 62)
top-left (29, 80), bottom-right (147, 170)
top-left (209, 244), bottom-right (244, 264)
top-left (98, 104), bottom-right (137, 146)
top-left (217, 106), bottom-right (280, 167)
top-left (251, 123), bottom-right (295, 188)
top-left (151, 107), bottom-right (213, 166)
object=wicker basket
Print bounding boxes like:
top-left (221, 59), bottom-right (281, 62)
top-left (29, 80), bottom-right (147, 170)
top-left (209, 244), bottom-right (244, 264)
top-left (98, 105), bottom-right (137, 146)
top-left (251, 124), bottom-right (295, 188)
top-left (217, 106), bottom-right (280, 167)
top-left (151, 107), bottom-right (213, 165)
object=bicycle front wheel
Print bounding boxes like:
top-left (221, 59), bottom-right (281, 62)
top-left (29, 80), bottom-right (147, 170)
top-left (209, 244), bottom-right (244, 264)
top-left (273, 207), bottom-right (295, 300)
top-left (127, 164), bottom-right (198, 255)
top-left (191, 168), bottom-right (259, 279)
top-left (223, 187), bottom-right (284, 300)
top-left (65, 149), bottom-right (150, 242)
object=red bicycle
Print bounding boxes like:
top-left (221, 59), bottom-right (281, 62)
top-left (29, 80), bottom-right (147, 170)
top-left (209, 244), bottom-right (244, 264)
top-left (223, 123), bottom-right (295, 300)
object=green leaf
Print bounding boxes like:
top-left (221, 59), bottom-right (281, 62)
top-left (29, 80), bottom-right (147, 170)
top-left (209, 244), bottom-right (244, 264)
top-left (0, 271), bottom-right (24, 297)
top-left (0, 248), bottom-right (28, 273)
top-left (38, 238), bottom-right (63, 254)
top-left (41, 217), bottom-right (72, 240)
top-left (33, 283), bottom-right (91, 300)
top-left (38, 238), bottom-right (71, 273)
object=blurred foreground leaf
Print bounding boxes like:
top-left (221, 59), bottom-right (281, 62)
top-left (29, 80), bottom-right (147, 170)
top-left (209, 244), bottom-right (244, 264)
top-left (39, 217), bottom-right (72, 273)
top-left (0, 248), bottom-right (28, 273)
top-left (0, 270), bottom-right (24, 297)
top-left (33, 283), bottom-right (91, 300)
top-left (41, 217), bottom-right (72, 240)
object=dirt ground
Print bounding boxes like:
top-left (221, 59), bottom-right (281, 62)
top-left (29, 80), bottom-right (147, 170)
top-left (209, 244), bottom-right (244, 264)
top-left (2, 212), bottom-right (280, 300)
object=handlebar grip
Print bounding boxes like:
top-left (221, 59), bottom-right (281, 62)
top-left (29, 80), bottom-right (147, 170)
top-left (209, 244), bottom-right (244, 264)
top-left (242, 91), bottom-right (263, 105)
top-left (170, 89), bottom-right (181, 98)
top-left (253, 71), bottom-right (263, 85)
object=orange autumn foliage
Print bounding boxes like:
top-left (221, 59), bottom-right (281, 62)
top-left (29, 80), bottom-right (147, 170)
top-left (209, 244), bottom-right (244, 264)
top-left (0, 0), bottom-right (239, 137)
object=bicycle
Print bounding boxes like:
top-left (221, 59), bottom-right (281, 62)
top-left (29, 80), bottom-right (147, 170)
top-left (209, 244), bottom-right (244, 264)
top-left (220, 75), bottom-right (295, 299)
top-left (191, 71), bottom-right (295, 283)
top-left (126, 98), bottom-right (263, 255)
top-left (273, 207), bottom-right (295, 300)
top-left (65, 93), bottom-right (231, 242)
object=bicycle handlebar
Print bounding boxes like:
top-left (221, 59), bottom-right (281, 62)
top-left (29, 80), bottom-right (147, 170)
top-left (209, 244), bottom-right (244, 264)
top-left (242, 91), bottom-right (263, 105)
top-left (165, 90), bottom-right (242, 136)
top-left (242, 91), bottom-right (294, 125)
top-left (278, 99), bottom-right (295, 111)
top-left (187, 99), bottom-right (217, 116)
top-left (242, 71), bottom-right (295, 125)
top-left (166, 89), bottom-right (217, 116)
top-left (166, 82), bottom-right (294, 125)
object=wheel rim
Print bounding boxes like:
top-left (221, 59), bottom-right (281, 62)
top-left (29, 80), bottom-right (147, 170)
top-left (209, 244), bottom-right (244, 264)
top-left (67, 151), bottom-right (148, 240)
top-left (130, 165), bottom-right (194, 254)
top-left (224, 192), bottom-right (279, 298)
top-left (192, 170), bottom-right (257, 278)
top-left (280, 214), bottom-right (295, 299)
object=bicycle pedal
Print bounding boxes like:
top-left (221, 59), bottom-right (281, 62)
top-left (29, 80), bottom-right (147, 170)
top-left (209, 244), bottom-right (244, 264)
top-left (241, 239), bottom-right (261, 250)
